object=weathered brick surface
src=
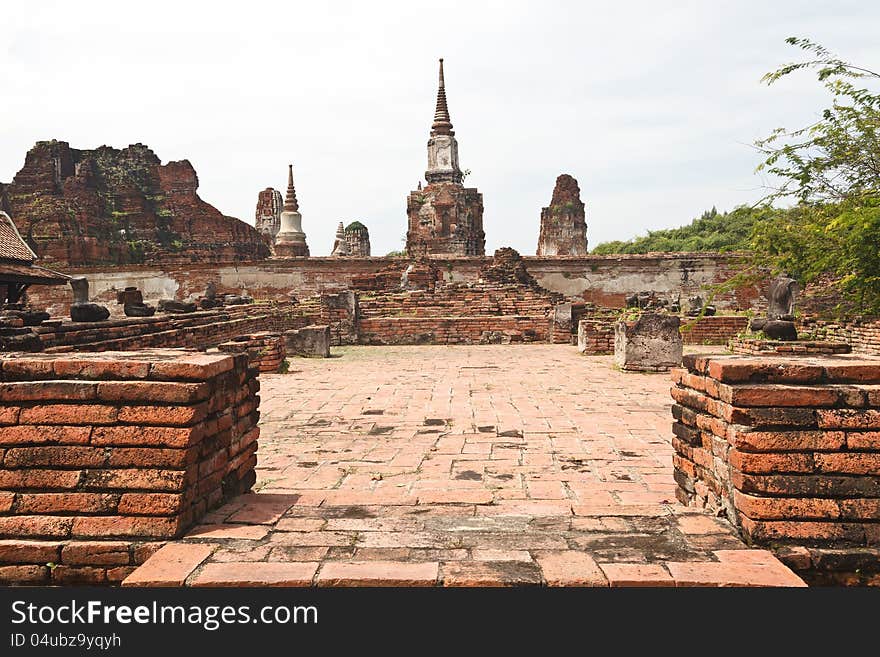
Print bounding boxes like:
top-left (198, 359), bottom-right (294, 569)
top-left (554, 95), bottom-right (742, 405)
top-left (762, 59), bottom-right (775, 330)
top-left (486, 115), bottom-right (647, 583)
top-left (219, 332), bottom-right (286, 373)
top-left (0, 350), bottom-right (259, 585)
top-left (357, 282), bottom-right (562, 346)
top-left (671, 353), bottom-right (880, 584)
top-left (801, 318), bottom-right (880, 356)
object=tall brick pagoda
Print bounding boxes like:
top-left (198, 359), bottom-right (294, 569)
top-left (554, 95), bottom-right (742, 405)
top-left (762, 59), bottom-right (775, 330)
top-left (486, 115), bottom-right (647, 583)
top-left (406, 59), bottom-right (485, 257)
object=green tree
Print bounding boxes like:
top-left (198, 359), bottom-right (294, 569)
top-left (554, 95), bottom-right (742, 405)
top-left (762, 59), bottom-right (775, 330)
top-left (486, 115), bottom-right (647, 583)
top-left (755, 37), bottom-right (880, 202)
top-left (751, 37), bottom-right (880, 314)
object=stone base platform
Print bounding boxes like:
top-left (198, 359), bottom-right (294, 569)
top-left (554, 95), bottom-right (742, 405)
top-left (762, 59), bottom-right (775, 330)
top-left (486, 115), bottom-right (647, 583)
top-left (125, 345), bottom-right (803, 587)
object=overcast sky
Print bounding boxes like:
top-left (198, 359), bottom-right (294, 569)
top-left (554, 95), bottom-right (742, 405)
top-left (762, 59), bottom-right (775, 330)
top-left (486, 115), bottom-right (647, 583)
top-left (3, 1), bottom-right (879, 256)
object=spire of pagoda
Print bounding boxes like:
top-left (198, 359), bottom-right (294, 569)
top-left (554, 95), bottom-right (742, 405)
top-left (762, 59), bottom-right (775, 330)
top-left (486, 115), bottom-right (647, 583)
top-left (430, 58), bottom-right (454, 137)
top-left (283, 164), bottom-right (299, 212)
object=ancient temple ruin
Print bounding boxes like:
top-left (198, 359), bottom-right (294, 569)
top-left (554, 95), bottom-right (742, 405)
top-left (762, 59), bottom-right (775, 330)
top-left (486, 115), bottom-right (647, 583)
top-left (537, 174), bottom-right (588, 256)
top-left (255, 187), bottom-right (282, 241)
top-left (405, 59), bottom-right (485, 257)
top-left (344, 221), bottom-right (371, 256)
top-left (273, 164), bottom-right (310, 257)
top-left (330, 222), bottom-right (350, 256)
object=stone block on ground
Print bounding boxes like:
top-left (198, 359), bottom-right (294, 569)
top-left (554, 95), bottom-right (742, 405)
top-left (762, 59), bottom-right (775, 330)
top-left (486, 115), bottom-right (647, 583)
top-left (614, 313), bottom-right (682, 372)
top-left (284, 325), bottom-right (331, 358)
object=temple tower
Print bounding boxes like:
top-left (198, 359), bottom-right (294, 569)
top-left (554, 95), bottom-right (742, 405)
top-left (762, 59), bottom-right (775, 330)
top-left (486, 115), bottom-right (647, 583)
top-left (537, 174), bottom-right (588, 256)
top-left (330, 221), bottom-right (350, 256)
top-left (406, 59), bottom-right (485, 257)
top-left (273, 164), bottom-right (309, 257)
top-left (255, 187), bottom-right (282, 242)
top-left (344, 221), bottom-right (371, 256)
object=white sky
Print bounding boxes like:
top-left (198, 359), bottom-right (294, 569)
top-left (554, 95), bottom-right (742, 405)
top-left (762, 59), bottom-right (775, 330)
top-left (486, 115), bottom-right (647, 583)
top-left (2, 1), bottom-right (878, 256)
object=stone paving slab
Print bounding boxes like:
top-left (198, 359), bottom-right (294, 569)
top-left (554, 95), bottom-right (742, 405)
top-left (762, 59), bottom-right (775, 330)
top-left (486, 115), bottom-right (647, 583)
top-left (125, 345), bottom-right (805, 587)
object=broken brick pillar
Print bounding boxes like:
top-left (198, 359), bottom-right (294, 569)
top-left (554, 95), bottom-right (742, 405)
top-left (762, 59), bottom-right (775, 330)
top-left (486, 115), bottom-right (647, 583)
top-left (218, 332), bottom-right (286, 373)
top-left (0, 350), bottom-right (259, 584)
top-left (671, 353), bottom-right (880, 585)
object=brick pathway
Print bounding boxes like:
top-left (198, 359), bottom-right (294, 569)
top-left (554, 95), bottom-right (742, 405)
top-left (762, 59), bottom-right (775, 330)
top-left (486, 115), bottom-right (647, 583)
top-left (125, 345), bottom-right (805, 587)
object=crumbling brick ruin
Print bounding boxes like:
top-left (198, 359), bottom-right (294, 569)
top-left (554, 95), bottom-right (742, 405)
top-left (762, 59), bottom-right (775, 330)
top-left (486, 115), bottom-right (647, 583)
top-left (1, 141), bottom-right (269, 266)
top-left (537, 174), bottom-right (588, 256)
top-left (0, 350), bottom-right (258, 584)
top-left (254, 188), bottom-right (282, 242)
top-left (672, 354), bottom-right (880, 585)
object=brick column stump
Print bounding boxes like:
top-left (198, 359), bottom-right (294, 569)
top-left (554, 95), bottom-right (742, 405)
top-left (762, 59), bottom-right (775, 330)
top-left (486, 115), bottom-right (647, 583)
top-left (0, 349), bottom-right (259, 584)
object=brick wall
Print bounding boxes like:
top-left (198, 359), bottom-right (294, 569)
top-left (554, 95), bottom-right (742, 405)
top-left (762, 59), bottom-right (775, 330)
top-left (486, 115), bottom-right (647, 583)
top-left (25, 252), bottom-right (760, 315)
top-left (729, 337), bottom-right (852, 356)
top-left (671, 353), bottom-right (880, 585)
top-left (577, 319), bottom-right (614, 355)
top-left (801, 318), bottom-right (880, 356)
top-left (0, 350), bottom-right (259, 585)
top-left (1, 303), bottom-right (309, 354)
top-left (219, 332), bottom-right (286, 373)
top-left (681, 316), bottom-right (749, 345)
top-left (576, 314), bottom-right (746, 355)
top-left (356, 282), bottom-right (558, 346)
top-left (359, 316), bottom-right (550, 345)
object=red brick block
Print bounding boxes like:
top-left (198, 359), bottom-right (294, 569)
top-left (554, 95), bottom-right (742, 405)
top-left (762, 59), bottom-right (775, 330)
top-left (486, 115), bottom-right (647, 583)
top-left (814, 452), bottom-right (880, 475)
top-left (740, 516), bottom-right (866, 543)
top-left (0, 539), bottom-right (61, 564)
top-left (50, 565), bottom-right (107, 584)
top-left (91, 425), bottom-right (203, 448)
top-left (729, 429), bottom-right (845, 452)
top-left (0, 406), bottom-right (20, 425)
top-left (106, 566), bottom-right (137, 582)
top-left (149, 354), bottom-right (234, 381)
top-left (0, 425), bottom-right (92, 446)
top-left (133, 542), bottom-right (165, 564)
top-left (52, 359), bottom-right (151, 380)
top-left (62, 541), bottom-right (131, 566)
top-left (0, 515), bottom-right (73, 538)
top-left (720, 384), bottom-right (839, 408)
top-left (96, 381), bottom-right (211, 404)
top-left (81, 469), bottom-right (185, 492)
top-left (600, 563), bottom-right (673, 587)
top-left (728, 449), bottom-right (814, 474)
top-left (117, 404), bottom-right (207, 427)
top-left (732, 470), bottom-right (880, 497)
top-left (670, 387), bottom-right (709, 412)
top-left (706, 359), bottom-right (823, 384)
top-left (838, 498), bottom-right (880, 520)
top-left (118, 493), bottom-right (183, 516)
top-left (0, 469), bottom-right (82, 490)
top-left (734, 491), bottom-right (839, 520)
top-left (817, 409), bottom-right (880, 430)
top-left (107, 447), bottom-right (195, 468)
top-left (823, 363), bottom-right (880, 384)
top-left (122, 543), bottom-right (217, 587)
top-left (0, 381), bottom-right (97, 401)
top-left (536, 551), bottom-right (608, 586)
top-left (18, 404), bottom-right (118, 425)
top-left (1, 358), bottom-right (55, 380)
top-left (72, 516), bottom-right (182, 539)
top-left (847, 431), bottom-right (880, 450)
top-left (0, 564), bottom-right (49, 584)
top-left (15, 493), bottom-right (119, 514)
top-left (194, 561), bottom-right (319, 587)
top-left (3, 446), bottom-right (106, 468)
